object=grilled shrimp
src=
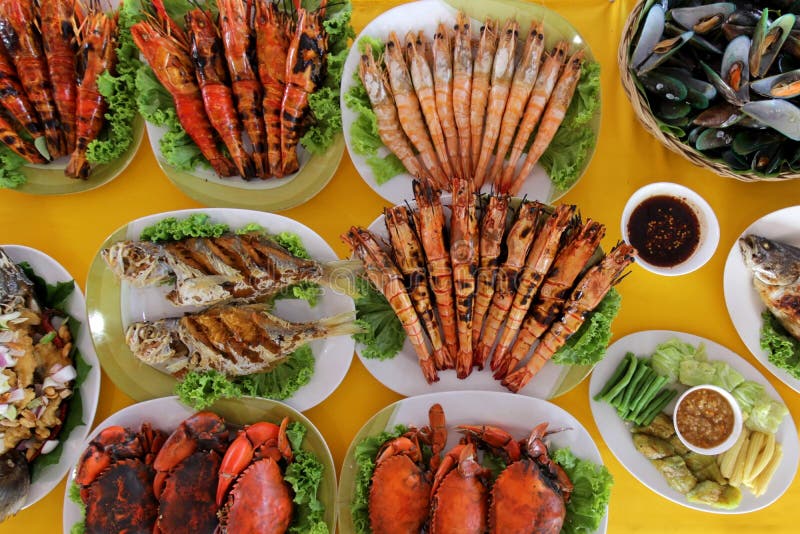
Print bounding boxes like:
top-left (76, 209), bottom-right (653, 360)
top-left (491, 204), bottom-right (576, 379)
top-left (487, 22), bottom-right (546, 185)
top-left (473, 201), bottom-right (541, 370)
top-left (0, 113), bottom-right (46, 163)
top-left (505, 220), bottom-right (605, 375)
top-left (187, 8), bottom-right (254, 179)
top-left (450, 177), bottom-right (479, 378)
top-left (452, 11), bottom-right (473, 180)
top-left (498, 42), bottom-right (568, 192)
top-left (385, 32), bottom-right (447, 189)
top-left (502, 243), bottom-right (635, 392)
top-left (385, 206), bottom-right (449, 370)
top-left (473, 19), bottom-right (518, 187)
top-left (0, 0), bottom-right (65, 158)
top-left (433, 23), bottom-right (460, 178)
top-left (510, 49), bottom-right (585, 195)
top-left (0, 49), bottom-right (43, 143)
top-left (470, 19), bottom-right (497, 178)
top-left (343, 227), bottom-right (439, 384)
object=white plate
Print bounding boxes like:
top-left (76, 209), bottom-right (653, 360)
top-left (340, 0), bottom-right (598, 205)
top-left (1, 245), bottom-right (100, 512)
top-left (355, 209), bottom-right (596, 399)
top-left (62, 396), bottom-right (337, 533)
top-left (588, 330), bottom-right (799, 514)
top-left (337, 390), bottom-right (609, 533)
top-left (723, 205), bottom-right (800, 393)
top-left (85, 208), bottom-right (355, 412)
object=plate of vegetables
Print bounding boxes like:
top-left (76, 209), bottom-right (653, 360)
top-left (344, 186), bottom-right (634, 399)
top-left (337, 390), bottom-right (612, 534)
top-left (128, 0), bottom-right (351, 211)
top-left (84, 208), bottom-right (358, 412)
top-left (723, 205), bottom-right (800, 394)
top-left (341, 0), bottom-right (601, 205)
top-left (62, 395), bottom-right (335, 533)
top-left (0, 245), bottom-right (99, 521)
top-left (589, 330), bottom-right (798, 513)
top-left (0, 0), bottom-right (143, 195)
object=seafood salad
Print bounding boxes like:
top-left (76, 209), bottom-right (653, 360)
top-left (628, 1), bottom-right (800, 175)
top-left (130, 0), bottom-right (353, 180)
top-left (0, 248), bottom-right (83, 522)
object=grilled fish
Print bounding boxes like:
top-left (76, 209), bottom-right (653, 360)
top-left (739, 234), bottom-right (800, 340)
top-left (102, 233), bottom-right (359, 307)
top-left (126, 304), bottom-right (362, 377)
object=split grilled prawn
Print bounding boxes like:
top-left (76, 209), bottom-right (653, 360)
top-left (385, 206), bottom-right (449, 371)
top-left (491, 204), bottom-right (576, 379)
top-left (498, 41), bottom-right (568, 192)
top-left (131, 16), bottom-right (237, 177)
top-left (510, 49), bottom-right (585, 195)
top-left (450, 177), bottom-right (479, 378)
top-left (218, 0), bottom-right (267, 177)
top-left (406, 31), bottom-right (454, 179)
top-left (473, 201), bottom-right (542, 370)
top-left (502, 243), bottom-right (635, 392)
top-left (343, 227), bottom-right (439, 384)
top-left (254, 0), bottom-right (289, 177)
top-left (504, 220), bottom-right (605, 376)
top-left (39, 0), bottom-right (79, 154)
top-left (473, 19), bottom-right (518, 187)
top-left (0, 0), bottom-right (65, 158)
top-left (0, 113), bottom-right (46, 163)
top-left (281, 5), bottom-right (328, 176)
top-left (487, 22), bottom-right (546, 185)
top-left (358, 43), bottom-right (426, 180)
top-left (470, 19), bottom-right (497, 178)
top-left (412, 179), bottom-right (457, 366)
top-left (471, 194), bottom-right (509, 352)
top-left (452, 11), bottom-right (472, 180)
top-left (186, 7), bottom-right (255, 180)
top-left (432, 23), bottom-right (460, 178)
top-left (0, 49), bottom-right (43, 143)
top-left (385, 32), bottom-right (447, 189)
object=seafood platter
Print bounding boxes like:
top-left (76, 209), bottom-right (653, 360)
top-left (85, 208), bottom-right (358, 412)
top-left (61, 396), bottom-right (337, 533)
top-left (337, 391), bottom-right (611, 534)
top-left (590, 331), bottom-right (798, 513)
top-left (341, 0), bottom-right (601, 204)
top-left (0, 0), bottom-right (144, 195)
top-left (622, 0), bottom-right (800, 180)
top-left (0, 245), bottom-right (100, 521)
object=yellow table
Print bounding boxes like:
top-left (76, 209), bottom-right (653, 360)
top-left (1, 0), bottom-right (799, 531)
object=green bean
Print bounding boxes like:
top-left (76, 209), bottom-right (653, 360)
top-left (617, 361), bottom-right (650, 414)
top-left (630, 374), bottom-right (668, 419)
top-left (625, 372), bottom-right (657, 419)
top-left (600, 353), bottom-right (638, 403)
top-left (594, 352), bottom-right (634, 401)
top-left (638, 389), bottom-right (678, 426)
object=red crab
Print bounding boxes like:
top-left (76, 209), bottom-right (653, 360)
top-left (215, 417), bottom-right (295, 534)
top-left (459, 422), bottom-right (574, 534)
top-left (429, 442), bottom-right (491, 534)
top-left (151, 411), bottom-right (229, 534)
top-left (75, 423), bottom-right (166, 534)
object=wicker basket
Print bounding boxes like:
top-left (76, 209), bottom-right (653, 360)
top-left (618, 0), bottom-right (800, 182)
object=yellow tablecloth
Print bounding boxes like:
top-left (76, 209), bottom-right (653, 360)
top-left (1, 0), bottom-right (799, 531)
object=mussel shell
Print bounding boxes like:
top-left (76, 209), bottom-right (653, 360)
top-left (742, 99), bottom-right (800, 141)
top-left (750, 69), bottom-right (800, 98)
top-left (696, 128), bottom-right (735, 150)
top-left (671, 3), bottom-right (735, 34)
top-left (721, 148), bottom-right (751, 170)
top-left (637, 31), bottom-right (694, 75)
top-left (658, 100), bottom-right (693, 119)
top-left (700, 60), bottom-right (748, 106)
top-left (722, 35), bottom-right (751, 101)
top-left (750, 143), bottom-right (783, 174)
top-left (750, 11), bottom-right (796, 78)
top-left (693, 102), bottom-right (743, 127)
top-left (688, 126), bottom-right (706, 145)
top-left (632, 4), bottom-right (666, 69)
top-left (778, 51), bottom-right (800, 72)
top-left (641, 71), bottom-right (688, 100)
top-left (732, 130), bottom-right (783, 155)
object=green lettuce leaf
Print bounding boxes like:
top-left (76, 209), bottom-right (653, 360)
top-left (760, 310), bottom-right (800, 378)
top-left (140, 213), bottom-right (229, 242)
top-left (274, 232), bottom-right (312, 259)
top-left (746, 398), bottom-right (789, 434)
top-left (650, 338), bottom-right (699, 382)
top-left (552, 288), bottom-right (622, 366)
top-left (551, 447), bottom-right (613, 534)
top-left (0, 145), bottom-right (27, 189)
top-left (68, 481), bottom-right (86, 534)
top-left (731, 380), bottom-right (766, 416)
top-left (284, 422), bottom-right (329, 534)
top-left (353, 277), bottom-right (405, 360)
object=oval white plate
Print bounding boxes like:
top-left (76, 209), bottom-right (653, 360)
top-left (337, 390), bottom-right (609, 533)
top-left (588, 330), bottom-right (799, 514)
top-left (1, 245), bottom-right (100, 512)
top-left (340, 0), bottom-right (599, 205)
top-left (354, 208), bottom-right (596, 399)
top-left (62, 396), bottom-right (337, 533)
top-left (723, 205), bottom-right (800, 393)
top-left (85, 208), bottom-right (355, 412)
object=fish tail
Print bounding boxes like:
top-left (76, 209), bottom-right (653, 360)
top-left (318, 311), bottom-right (365, 337)
top-left (320, 260), bottom-right (364, 298)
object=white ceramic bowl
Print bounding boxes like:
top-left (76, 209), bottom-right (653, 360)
top-left (621, 182), bottom-right (720, 276)
top-left (673, 384), bottom-right (743, 456)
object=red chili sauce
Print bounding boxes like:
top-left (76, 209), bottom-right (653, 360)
top-left (676, 388), bottom-right (735, 449)
top-left (627, 195), bottom-right (700, 267)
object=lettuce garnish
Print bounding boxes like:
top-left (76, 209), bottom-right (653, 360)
top-left (284, 421), bottom-right (329, 533)
top-left (551, 288), bottom-right (622, 366)
top-left (551, 447), bottom-right (613, 534)
top-left (760, 310), bottom-right (800, 379)
top-left (352, 277), bottom-right (405, 360)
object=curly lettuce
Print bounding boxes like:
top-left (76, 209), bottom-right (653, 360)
top-left (760, 310), bottom-right (800, 379)
top-left (284, 422), bottom-right (329, 533)
top-left (0, 146), bottom-right (27, 189)
top-left (353, 277), bottom-right (405, 360)
top-left (68, 481), bottom-right (86, 534)
top-left (552, 448), bottom-right (613, 534)
top-left (552, 288), bottom-right (622, 366)
top-left (140, 213), bottom-right (228, 242)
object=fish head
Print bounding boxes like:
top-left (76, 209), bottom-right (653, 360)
top-left (0, 248), bottom-right (36, 314)
top-left (125, 320), bottom-right (178, 366)
top-left (102, 241), bottom-right (172, 287)
top-left (0, 449), bottom-right (30, 522)
top-left (739, 234), bottom-right (800, 286)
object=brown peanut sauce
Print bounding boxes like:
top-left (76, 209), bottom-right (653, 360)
top-left (676, 388), bottom-right (734, 449)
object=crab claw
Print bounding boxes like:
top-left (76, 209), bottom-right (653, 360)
top-left (76, 426), bottom-right (140, 487)
top-left (457, 425), bottom-right (521, 462)
top-left (376, 435), bottom-right (423, 465)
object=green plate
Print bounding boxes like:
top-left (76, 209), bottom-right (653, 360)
top-left (11, 115), bottom-right (145, 195)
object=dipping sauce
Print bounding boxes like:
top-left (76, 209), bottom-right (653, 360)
top-left (675, 388), bottom-right (735, 449)
top-left (627, 195), bottom-right (700, 267)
